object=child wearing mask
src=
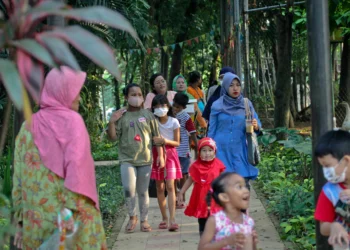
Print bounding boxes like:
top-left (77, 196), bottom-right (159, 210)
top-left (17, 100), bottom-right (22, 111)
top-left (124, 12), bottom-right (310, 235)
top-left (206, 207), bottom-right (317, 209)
top-left (107, 83), bottom-right (164, 233)
top-left (314, 130), bottom-right (350, 249)
top-left (151, 94), bottom-right (182, 232)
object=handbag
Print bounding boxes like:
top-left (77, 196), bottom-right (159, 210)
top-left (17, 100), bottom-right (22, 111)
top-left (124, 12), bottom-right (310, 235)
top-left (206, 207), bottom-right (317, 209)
top-left (148, 179), bottom-right (168, 198)
top-left (244, 98), bottom-right (260, 166)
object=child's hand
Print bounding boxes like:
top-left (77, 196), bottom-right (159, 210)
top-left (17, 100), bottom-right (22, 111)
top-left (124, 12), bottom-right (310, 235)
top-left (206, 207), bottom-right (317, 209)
top-left (157, 156), bottom-right (165, 168)
top-left (252, 230), bottom-right (259, 245)
top-left (153, 136), bottom-right (165, 145)
top-left (340, 190), bottom-right (350, 204)
top-left (329, 222), bottom-right (349, 246)
top-left (109, 109), bottom-right (126, 123)
top-left (225, 232), bottom-right (246, 248)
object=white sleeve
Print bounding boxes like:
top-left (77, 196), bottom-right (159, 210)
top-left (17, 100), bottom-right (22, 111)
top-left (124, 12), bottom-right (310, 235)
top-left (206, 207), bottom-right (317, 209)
top-left (172, 117), bottom-right (180, 130)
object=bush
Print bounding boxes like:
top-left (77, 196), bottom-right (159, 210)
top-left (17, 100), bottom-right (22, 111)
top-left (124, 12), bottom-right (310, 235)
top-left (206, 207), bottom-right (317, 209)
top-left (92, 138), bottom-right (118, 161)
top-left (96, 165), bottom-right (124, 236)
top-left (256, 128), bottom-right (316, 249)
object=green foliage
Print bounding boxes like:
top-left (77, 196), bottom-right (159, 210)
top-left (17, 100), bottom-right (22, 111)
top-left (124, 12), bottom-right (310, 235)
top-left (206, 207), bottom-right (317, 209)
top-left (92, 139), bottom-right (118, 161)
top-left (256, 128), bottom-right (315, 249)
top-left (96, 165), bottom-right (124, 235)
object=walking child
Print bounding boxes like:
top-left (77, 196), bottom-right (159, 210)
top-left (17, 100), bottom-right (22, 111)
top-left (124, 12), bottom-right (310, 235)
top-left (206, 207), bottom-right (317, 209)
top-left (178, 137), bottom-right (225, 235)
top-left (314, 130), bottom-right (350, 249)
top-left (172, 93), bottom-right (198, 209)
top-left (198, 172), bottom-right (258, 250)
top-left (151, 94), bottom-right (183, 231)
top-left (107, 83), bottom-right (164, 233)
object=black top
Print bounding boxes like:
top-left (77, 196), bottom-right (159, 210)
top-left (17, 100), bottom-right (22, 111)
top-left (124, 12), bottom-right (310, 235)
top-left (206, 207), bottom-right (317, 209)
top-left (202, 85), bottom-right (222, 121)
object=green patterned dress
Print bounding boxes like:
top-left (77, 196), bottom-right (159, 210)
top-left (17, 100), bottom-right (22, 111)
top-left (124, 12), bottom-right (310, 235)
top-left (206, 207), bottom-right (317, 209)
top-left (12, 124), bottom-right (107, 250)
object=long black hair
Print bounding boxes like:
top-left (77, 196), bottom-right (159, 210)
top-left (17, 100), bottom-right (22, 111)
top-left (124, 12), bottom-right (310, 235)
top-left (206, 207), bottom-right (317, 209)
top-left (151, 94), bottom-right (174, 117)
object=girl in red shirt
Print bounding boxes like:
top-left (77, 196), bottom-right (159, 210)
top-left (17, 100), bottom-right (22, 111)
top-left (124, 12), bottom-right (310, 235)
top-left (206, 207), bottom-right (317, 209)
top-left (178, 137), bottom-right (225, 235)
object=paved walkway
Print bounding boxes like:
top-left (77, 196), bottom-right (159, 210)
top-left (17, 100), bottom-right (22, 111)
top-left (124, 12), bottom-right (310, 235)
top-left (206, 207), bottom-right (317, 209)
top-left (112, 186), bottom-right (285, 250)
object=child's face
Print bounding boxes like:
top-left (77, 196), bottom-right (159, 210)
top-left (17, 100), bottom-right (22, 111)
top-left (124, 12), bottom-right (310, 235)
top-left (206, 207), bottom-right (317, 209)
top-left (318, 154), bottom-right (350, 183)
top-left (222, 175), bottom-right (250, 210)
top-left (172, 103), bottom-right (184, 115)
top-left (200, 146), bottom-right (215, 161)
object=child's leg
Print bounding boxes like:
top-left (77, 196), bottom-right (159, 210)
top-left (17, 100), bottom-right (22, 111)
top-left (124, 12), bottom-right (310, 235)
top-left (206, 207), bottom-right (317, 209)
top-left (198, 217), bottom-right (208, 236)
top-left (166, 179), bottom-right (176, 223)
top-left (156, 180), bottom-right (168, 223)
top-left (179, 156), bottom-right (191, 203)
top-left (136, 165), bottom-right (152, 231)
top-left (179, 174), bottom-right (188, 201)
top-left (120, 163), bottom-right (138, 232)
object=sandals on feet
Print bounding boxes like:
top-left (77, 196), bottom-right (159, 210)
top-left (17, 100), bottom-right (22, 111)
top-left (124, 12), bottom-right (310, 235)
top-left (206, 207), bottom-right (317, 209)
top-left (140, 221), bottom-right (152, 232)
top-left (125, 217), bottom-right (138, 233)
top-left (168, 222), bottom-right (179, 232)
top-left (176, 203), bottom-right (185, 209)
top-left (158, 221), bottom-right (168, 229)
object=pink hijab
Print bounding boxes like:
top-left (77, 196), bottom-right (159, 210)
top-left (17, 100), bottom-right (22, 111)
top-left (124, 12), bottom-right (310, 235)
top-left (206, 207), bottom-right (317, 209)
top-left (31, 66), bottom-right (99, 210)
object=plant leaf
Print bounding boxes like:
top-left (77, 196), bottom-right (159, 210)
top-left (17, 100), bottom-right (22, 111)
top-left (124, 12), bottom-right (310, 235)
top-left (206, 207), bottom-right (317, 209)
top-left (16, 49), bottom-right (44, 102)
top-left (36, 35), bottom-right (81, 70)
top-left (0, 59), bottom-right (23, 109)
top-left (42, 26), bottom-right (120, 79)
top-left (10, 39), bottom-right (56, 67)
top-left (28, 5), bottom-right (141, 47)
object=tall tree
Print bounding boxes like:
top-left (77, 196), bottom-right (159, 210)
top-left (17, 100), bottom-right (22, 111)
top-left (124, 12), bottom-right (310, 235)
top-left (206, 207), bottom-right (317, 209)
top-left (274, 0), bottom-right (294, 131)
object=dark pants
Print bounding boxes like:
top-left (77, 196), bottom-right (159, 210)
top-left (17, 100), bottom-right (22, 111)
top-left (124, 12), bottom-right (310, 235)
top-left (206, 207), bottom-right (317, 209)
top-left (198, 217), bottom-right (209, 236)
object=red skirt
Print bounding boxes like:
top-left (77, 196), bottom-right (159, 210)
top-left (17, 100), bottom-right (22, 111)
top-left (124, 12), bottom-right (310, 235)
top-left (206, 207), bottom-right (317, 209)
top-left (151, 146), bottom-right (182, 180)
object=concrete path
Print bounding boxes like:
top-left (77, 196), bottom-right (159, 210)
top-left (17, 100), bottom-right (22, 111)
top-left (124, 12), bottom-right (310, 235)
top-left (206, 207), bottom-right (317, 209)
top-left (112, 186), bottom-right (285, 250)
top-left (95, 160), bottom-right (119, 166)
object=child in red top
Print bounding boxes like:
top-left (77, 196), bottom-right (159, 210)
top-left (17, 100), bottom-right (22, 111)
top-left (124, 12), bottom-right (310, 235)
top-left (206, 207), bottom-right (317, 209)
top-left (178, 137), bottom-right (225, 236)
top-left (314, 130), bottom-right (350, 248)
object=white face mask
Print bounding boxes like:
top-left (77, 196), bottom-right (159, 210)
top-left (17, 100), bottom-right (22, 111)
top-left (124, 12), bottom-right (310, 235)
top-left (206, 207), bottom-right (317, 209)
top-left (128, 96), bottom-right (143, 107)
top-left (154, 107), bottom-right (168, 117)
top-left (218, 80), bottom-right (223, 86)
top-left (322, 161), bottom-right (347, 183)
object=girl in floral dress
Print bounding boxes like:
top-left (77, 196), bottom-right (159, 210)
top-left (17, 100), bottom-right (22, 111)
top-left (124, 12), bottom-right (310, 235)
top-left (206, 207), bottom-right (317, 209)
top-left (198, 172), bottom-right (258, 250)
top-left (12, 66), bottom-right (107, 249)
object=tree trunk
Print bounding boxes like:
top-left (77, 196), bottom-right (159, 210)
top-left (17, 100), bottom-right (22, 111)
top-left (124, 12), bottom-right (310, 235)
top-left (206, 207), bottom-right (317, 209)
top-left (209, 51), bottom-right (219, 84)
top-left (292, 68), bottom-right (299, 112)
top-left (273, 0), bottom-right (294, 132)
top-left (220, 0), bottom-right (234, 67)
top-left (338, 35), bottom-right (350, 104)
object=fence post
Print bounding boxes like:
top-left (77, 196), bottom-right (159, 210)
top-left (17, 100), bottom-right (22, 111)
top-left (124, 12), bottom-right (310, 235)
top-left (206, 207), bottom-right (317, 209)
top-left (306, 0), bottom-right (333, 249)
top-left (233, 0), bottom-right (242, 78)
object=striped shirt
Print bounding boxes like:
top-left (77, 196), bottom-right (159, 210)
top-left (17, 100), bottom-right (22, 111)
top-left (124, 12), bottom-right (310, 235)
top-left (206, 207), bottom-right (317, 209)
top-left (176, 111), bottom-right (196, 157)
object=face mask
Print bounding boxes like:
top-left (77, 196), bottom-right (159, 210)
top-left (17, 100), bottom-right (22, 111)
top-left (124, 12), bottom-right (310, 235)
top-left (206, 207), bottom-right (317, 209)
top-left (323, 161), bottom-right (347, 183)
top-left (154, 107), bottom-right (168, 117)
top-left (128, 96), bottom-right (143, 107)
top-left (219, 80), bottom-right (223, 86)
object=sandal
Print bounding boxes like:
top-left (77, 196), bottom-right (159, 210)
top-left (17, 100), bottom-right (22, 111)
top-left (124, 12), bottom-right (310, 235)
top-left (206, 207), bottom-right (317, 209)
top-left (125, 217), bottom-right (138, 233)
top-left (168, 222), bottom-right (179, 232)
top-left (158, 221), bottom-right (168, 229)
top-left (176, 203), bottom-right (185, 209)
top-left (140, 221), bottom-right (152, 232)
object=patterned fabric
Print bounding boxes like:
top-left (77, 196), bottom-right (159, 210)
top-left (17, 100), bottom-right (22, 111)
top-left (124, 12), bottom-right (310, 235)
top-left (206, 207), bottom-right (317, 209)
top-left (213, 210), bottom-right (254, 250)
top-left (12, 124), bottom-right (107, 250)
top-left (176, 111), bottom-right (196, 157)
top-left (151, 146), bottom-right (182, 180)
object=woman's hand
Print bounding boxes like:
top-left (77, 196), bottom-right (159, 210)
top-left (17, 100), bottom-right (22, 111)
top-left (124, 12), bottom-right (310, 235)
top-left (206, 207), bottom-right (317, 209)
top-left (328, 222), bottom-right (349, 246)
top-left (153, 136), bottom-right (165, 145)
top-left (109, 109), bottom-right (126, 123)
top-left (252, 119), bottom-right (259, 131)
top-left (14, 223), bottom-right (23, 249)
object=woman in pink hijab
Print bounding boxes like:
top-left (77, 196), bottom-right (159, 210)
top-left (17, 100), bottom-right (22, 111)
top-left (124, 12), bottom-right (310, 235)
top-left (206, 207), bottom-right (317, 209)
top-left (12, 66), bottom-right (107, 249)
